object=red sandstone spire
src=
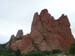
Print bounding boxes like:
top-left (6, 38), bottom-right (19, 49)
top-left (8, 9), bottom-right (74, 54)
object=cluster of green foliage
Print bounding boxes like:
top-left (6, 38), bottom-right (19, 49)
top-left (22, 50), bottom-right (62, 56)
top-left (0, 49), bottom-right (62, 56)
top-left (22, 51), bottom-right (51, 56)
top-left (64, 43), bottom-right (75, 56)
top-left (0, 49), bottom-right (16, 56)
top-left (69, 43), bottom-right (75, 54)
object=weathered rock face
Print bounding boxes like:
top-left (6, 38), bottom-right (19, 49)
top-left (6, 35), bottom-right (16, 48)
top-left (9, 34), bottom-right (34, 54)
top-left (10, 35), bottom-right (16, 42)
top-left (7, 30), bottom-right (23, 49)
top-left (8, 9), bottom-right (74, 54)
top-left (16, 29), bottom-right (23, 39)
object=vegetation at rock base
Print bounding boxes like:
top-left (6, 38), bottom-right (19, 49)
top-left (0, 48), bottom-right (16, 56)
top-left (64, 43), bottom-right (75, 56)
top-left (22, 50), bottom-right (52, 56)
top-left (69, 43), bottom-right (75, 54)
top-left (0, 43), bottom-right (75, 56)
top-left (52, 49), bottom-right (62, 54)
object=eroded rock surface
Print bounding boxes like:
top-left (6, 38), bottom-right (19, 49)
top-left (16, 29), bottom-right (23, 39)
top-left (8, 9), bottom-right (74, 54)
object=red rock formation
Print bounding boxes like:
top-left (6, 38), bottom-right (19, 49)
top-left (10, 34), bottom-right (34, 54)
top-left (31, 9), bottom-right (74, 51)
top-left (8, 9), bottom-right (74, 54)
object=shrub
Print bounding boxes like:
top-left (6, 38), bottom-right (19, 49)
top-left (22, 50), bottom-right (51, 56)
top-left (52, 49), bottom-right (62, 54)
top-left (68, 43), bottom-right (75, 56)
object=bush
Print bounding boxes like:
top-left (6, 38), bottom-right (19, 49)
top-left (14, 49), bottom-right (21, 56)
top-left (22, 50), bottom-right (51, 56)
top-left (68, 43), bottom-right (75, 56)
top-left (52, 49), bottom-right (62, 54)
top-left (0, 48), bottom-right (16, 56)
top-left (0, 51), bottom-right (16, 56)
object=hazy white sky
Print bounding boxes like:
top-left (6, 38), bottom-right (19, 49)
top-left (0, 0), bottom-right (75, 44)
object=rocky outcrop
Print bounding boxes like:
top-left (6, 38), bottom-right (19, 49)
top-left (7, 30), bottom-right (23, 48)
top-left (8, 9), bottom-right (74, 54)
top-left (9, 34), bottom-right (35, 54)
top-left (16, 29), bottom-right (23, 39)
top-left (10, 35), bottom-right (16, 42)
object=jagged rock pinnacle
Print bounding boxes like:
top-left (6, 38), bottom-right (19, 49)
top-left (8, 9), bottom-right (74, 54)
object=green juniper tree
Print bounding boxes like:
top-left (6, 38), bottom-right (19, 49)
top-left (69, 43), bottom-right (75, 56)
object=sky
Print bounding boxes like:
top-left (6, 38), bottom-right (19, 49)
top-left (0, 0), bottom-right (75, 44)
